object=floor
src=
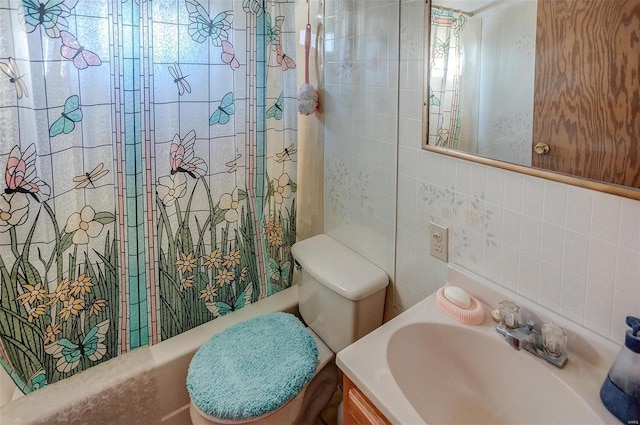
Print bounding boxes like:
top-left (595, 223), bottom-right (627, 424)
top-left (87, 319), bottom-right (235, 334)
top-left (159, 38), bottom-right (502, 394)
top-left (319, 386), bottom-right (342, 425)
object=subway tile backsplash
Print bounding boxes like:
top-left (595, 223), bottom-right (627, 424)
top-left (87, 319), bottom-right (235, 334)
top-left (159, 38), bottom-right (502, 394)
top-left (395, 144), bottom-right (640, 342)
top-left (324, 0), bottom-right (639, 346)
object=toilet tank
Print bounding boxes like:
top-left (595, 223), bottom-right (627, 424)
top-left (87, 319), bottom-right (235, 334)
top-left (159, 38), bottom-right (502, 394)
top-left (291, 234), bottom-right (389, 353)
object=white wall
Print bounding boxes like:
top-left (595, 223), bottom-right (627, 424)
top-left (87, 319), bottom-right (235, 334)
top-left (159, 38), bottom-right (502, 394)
top-left (322, 0), bottom-right (639, 347)
top-left (323, 0), bottom-right (399, 285)
top-left (475, 0), bottom-right (536, 165)
top-left (296, 0), bottom-right (325, 240)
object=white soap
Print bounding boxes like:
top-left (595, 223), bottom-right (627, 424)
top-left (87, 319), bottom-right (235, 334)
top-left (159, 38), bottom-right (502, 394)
top-left (443, 286), bottom-right (471, 309)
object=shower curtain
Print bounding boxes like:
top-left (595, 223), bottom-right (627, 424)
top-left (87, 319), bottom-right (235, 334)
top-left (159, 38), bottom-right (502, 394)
top-left (428, 6), bottom-right (480, 152)
top-left (0, 0), bottom-right (297, 394)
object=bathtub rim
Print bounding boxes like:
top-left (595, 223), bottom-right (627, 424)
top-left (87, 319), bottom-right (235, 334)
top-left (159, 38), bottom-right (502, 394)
top-left (0, 285), bottom-right (299, 424)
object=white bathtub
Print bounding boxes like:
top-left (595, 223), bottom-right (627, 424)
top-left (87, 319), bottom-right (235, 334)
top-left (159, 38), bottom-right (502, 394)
top-left (0, 286), bottom-right (299, 425)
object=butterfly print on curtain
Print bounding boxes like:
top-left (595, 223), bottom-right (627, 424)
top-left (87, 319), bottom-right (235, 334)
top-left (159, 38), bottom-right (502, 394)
top-left (169, 130), bottom-right (208, 178)
top-left (4, 144), bottom-right (51, 202)
top-left (205, 285), bottom-right (253, 318)
top-left (185, 0), bottom-right (233, 47)
top-left (266, 92), bottom-right (283, 120)
top-left (49, 95), bottom-right (83, 137)
top-left (59, 31), bottom-right (102, 70)
top-left (23, 0), bottom-right (78, 38)
top-left (210, 92), bottom-right (235, 125)
top-left (44, 320), bottom-right (110, 373)
top-left (221, 41), bottom-right (240, 70)
top-left (275, 44), bottom-right (296, 71)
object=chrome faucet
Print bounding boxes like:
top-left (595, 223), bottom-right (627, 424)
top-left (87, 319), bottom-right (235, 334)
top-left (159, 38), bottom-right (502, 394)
top-left (495, 301), bottom-right (568, 368)
top-left (496, 320), bottom-right (535, 350)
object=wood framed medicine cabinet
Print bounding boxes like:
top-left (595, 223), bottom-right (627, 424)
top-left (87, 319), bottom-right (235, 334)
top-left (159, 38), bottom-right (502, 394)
top-left (423, 0), bottom-right (640, 201)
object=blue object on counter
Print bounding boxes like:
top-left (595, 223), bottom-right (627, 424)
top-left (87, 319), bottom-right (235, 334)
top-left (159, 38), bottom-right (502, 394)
top-left (600, 316), bottom-right (640, 424)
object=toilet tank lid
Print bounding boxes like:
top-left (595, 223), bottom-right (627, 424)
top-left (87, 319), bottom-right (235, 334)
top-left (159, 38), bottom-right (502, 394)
top-left (291, 234), bottom-right (389, 301)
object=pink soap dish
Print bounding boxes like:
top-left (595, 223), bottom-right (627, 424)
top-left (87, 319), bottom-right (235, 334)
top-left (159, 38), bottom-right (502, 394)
top-left (436, 287), bottom-right (485, 325)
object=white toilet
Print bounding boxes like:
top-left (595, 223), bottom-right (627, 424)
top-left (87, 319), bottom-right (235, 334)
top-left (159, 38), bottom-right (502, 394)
top-left (187, 234), bottom-right (388, 425)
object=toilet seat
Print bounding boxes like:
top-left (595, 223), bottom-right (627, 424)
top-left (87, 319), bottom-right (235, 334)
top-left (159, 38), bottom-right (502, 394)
top-left (187, 313), bottom-right (319, 422)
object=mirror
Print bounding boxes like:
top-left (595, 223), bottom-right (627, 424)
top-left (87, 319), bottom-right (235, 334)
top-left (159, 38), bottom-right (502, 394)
top-left (423, 0), bottom-right (640, 199)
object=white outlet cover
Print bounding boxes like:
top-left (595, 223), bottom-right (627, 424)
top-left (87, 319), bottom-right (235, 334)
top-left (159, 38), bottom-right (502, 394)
top-left (430, 223), bottom-right (448, 262)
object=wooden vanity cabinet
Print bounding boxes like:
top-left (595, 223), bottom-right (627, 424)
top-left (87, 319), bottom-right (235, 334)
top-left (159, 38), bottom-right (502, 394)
top-left (343, 375), bottom-right (391, 425)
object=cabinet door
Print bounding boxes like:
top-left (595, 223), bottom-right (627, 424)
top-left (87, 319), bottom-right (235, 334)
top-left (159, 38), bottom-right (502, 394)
top-left (343, 375), bottom-right (391, 425)
top-left (532, 0), bottom-right (640, 188)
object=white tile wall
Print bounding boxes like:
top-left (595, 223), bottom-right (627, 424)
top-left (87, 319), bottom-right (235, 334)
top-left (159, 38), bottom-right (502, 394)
top-left (322, 0), bottom-right (639, 346)
top-left (323, 0), bottom-right (399, 280)
top-left (295, 0), bottom-right (324, 240)
top-left (407, 149), bottom-right (640, 345)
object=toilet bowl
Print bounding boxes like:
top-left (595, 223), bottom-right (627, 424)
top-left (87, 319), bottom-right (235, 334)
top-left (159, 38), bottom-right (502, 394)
top-left (187, 234), bottom-right (388, 425)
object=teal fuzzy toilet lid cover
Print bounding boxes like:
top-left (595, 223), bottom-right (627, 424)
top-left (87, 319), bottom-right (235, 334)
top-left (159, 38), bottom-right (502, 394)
top-left (187, 312), bottom-right (319, 420)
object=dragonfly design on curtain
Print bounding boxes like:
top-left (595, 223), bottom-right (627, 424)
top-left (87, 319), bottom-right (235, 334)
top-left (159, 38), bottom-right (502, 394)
top-left (0, 0), bottom-right (297, 395)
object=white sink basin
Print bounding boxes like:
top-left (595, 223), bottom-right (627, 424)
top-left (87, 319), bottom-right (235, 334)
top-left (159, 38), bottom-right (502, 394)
top-left (336, 266), bottom-right (619, 425)
top-left (387, 323), bottom-right (599, 424)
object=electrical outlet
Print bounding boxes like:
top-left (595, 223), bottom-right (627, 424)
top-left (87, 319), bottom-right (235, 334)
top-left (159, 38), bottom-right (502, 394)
top-left (430, 223), bottom-right (448, 262)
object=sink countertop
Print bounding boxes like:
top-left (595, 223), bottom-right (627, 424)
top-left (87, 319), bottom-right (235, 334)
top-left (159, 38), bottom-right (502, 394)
top-left (336, 266), bottom-right (620, 425)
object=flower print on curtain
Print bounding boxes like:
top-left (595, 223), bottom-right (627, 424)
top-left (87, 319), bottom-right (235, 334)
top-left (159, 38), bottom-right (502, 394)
top-left (151, 0), bottom-right (298, 340)
top-left (0, 0), bottom-right (119, 394)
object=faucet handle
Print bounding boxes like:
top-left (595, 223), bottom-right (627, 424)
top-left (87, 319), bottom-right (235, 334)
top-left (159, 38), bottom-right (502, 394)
top-left (541, 323), bottom-right (567, 357)
top-left (526, 320), bottom-right (535, 331)
top-left (498, 300), bottom-right (520, 329)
